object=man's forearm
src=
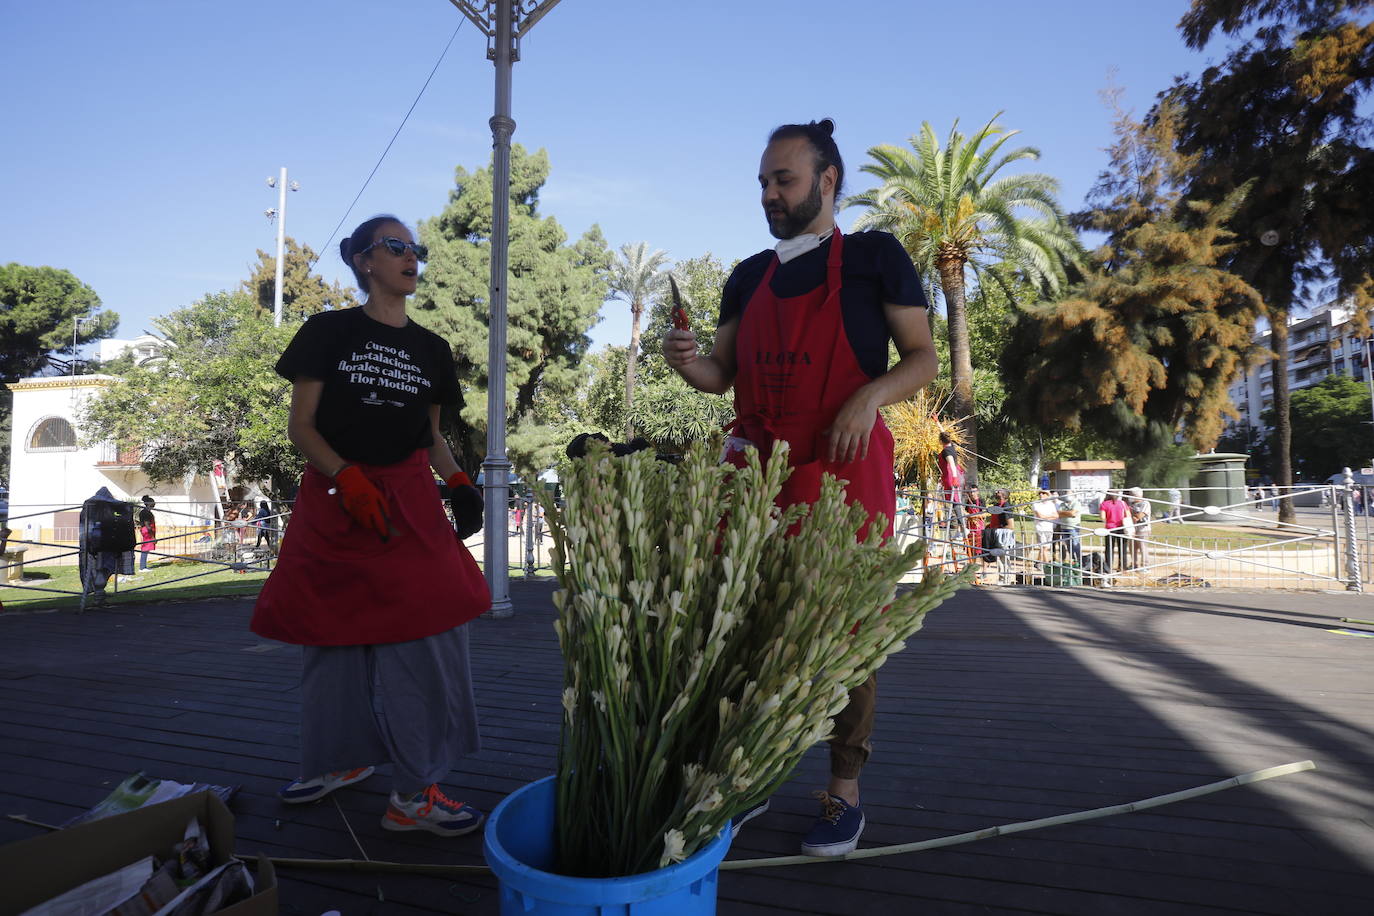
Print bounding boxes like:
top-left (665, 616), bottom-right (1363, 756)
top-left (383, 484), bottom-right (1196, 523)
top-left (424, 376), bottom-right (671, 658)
top-left (675, 353), bottom-right (734, 395)
top-left (852, 346), bottom-right (939, 412)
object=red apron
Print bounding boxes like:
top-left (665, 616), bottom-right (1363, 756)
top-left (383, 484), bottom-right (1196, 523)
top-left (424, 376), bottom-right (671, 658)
top-left (729, 228), bottom-right (895, 539)
top-left (251, 449), bottom-right (490, 646)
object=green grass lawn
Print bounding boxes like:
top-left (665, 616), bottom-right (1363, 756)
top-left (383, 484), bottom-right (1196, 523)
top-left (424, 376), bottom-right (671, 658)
top-left (1, 557), bottom-right (553, 612)
top-left (0, 559), bottom-right (271, 612)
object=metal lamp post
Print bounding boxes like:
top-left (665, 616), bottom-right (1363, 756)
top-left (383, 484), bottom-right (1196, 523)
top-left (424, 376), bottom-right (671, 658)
top-left (1363, 336), bottom-right (1374, 475)
top-left (70, 315), bottom-right (95, 379)
top-left (448, 0), bottom-right (563, 619)
top-left (265, 169), bottom-right (300, 327)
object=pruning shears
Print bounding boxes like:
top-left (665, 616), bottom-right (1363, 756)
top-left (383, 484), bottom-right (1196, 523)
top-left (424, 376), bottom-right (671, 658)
top-left (668, 274), bottom-right (690, 331)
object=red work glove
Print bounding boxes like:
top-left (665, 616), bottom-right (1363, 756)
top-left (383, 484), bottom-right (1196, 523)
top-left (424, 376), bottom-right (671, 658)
top-left (447, 471), bottom-right (484, 539)
top-left (332, 465), bottom-right (391, 541)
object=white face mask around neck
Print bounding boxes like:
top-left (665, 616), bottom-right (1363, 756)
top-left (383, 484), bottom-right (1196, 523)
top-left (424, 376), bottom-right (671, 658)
top-left (774, 228), bottom-right (834, 264)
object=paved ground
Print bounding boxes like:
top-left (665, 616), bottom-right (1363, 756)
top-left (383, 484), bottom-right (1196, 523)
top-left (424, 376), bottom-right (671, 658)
top-left (2, 581), bottom-right (1372, 914)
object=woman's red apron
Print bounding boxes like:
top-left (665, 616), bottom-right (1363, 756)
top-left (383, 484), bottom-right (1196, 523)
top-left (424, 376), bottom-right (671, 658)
top-left (728, 228), bottom-right (895, 539)
top-left (251, 449), bottom-right (490, 646)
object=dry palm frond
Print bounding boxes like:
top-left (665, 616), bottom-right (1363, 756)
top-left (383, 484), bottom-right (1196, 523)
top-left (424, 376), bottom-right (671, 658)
top-left (883, 388), bottom-right (968, 487)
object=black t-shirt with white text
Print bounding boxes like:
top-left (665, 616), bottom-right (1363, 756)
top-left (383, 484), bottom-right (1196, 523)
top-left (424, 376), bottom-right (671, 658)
top-left (275, 308), bottom-right (459, 466)
top-left (718, 231), bottom-right (928, 379)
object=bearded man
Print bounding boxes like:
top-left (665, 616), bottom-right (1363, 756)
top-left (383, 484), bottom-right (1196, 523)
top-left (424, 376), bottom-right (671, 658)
top-left (664, 118), bottom-right (938, 856)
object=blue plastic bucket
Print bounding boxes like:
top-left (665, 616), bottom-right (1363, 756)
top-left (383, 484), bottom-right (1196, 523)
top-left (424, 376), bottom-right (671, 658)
top-left (483, 776), bottom-right (732, 915)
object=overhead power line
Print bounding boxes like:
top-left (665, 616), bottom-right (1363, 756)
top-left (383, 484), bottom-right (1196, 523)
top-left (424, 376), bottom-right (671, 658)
top-left (313, 20), bottom-right (465, 266)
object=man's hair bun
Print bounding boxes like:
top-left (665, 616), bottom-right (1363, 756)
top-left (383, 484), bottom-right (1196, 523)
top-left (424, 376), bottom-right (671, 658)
top-left (767, 118), bottom-right (845, 200)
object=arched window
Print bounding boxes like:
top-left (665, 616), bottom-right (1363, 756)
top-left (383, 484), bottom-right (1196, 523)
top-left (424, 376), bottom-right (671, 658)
top-left (28, 417), bottom-right (77, 451)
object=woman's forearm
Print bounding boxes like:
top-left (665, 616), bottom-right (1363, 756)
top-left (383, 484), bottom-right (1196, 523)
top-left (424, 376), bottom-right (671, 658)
top-left (288, 420), bottom-right (348, 477)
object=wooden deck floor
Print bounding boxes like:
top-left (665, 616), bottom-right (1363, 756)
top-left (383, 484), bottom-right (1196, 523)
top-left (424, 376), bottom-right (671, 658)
top-left (2, 581), bottom-right (1373, 915)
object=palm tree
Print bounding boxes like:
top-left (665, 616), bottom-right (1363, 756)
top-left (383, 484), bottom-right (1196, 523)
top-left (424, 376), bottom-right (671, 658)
top-left (845, 114), bottom-right (1080, 484)
top-left (607, 242), bottom-right (670, 439)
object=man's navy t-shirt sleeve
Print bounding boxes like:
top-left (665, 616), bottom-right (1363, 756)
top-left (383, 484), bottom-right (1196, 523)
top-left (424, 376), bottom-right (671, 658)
top-left (717, 261), bottom-right (748, 327)
top-left (877, 233), bottom-right (928, 309)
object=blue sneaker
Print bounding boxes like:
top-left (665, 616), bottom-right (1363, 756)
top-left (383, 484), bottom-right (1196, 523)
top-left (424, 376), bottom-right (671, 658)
top-left (730, 798), bottom-right (770, 838)
top-left (278, 766), bottom-right (375, 804)
top-left (800, 791), bottom-right (864, 857)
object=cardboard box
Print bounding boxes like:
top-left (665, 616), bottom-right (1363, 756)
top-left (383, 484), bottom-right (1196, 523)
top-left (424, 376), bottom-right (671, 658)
top-left (0, 791), bottom-right (276, 916)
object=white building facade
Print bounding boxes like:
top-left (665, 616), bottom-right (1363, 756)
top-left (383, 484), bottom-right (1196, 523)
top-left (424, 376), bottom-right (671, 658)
top-left (6, 374), bottom-right (220, 556)
top-left (1224, 302), bottom-right (1369, 440)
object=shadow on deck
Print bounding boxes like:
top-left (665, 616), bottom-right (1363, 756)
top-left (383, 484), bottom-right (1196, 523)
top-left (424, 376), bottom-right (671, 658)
top-left (2, 582), bottom-right (1372, 914)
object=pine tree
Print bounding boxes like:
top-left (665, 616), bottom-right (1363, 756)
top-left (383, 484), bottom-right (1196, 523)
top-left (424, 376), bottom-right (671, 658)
top-left (411, 145), bottom-right (611, 473)
top-left (1166, 0), bottom-right (1374, 518)
top-left (242, 237), bottom-right (358, 321)
top-left (1003, 99), bottom-right (1265, 480)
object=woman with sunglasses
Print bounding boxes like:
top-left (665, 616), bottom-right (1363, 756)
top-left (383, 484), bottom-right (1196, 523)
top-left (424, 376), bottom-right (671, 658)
top-left (251, 214), bottom-right (491, 837)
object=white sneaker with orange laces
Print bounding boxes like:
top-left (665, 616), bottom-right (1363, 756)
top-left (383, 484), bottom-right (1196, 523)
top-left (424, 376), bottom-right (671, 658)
top-left (382, 784), bottom-right (485, 837)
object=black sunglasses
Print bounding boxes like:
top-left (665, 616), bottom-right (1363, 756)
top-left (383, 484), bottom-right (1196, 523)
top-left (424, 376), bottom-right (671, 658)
top-left (362, 236), bottom-right (428, 261)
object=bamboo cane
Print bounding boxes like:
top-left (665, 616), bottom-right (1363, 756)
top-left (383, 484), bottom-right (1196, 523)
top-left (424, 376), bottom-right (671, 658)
top-left (718, 759), bottom-right (1315, 870)
top-left (185, 760), bottom-right (1314, 880)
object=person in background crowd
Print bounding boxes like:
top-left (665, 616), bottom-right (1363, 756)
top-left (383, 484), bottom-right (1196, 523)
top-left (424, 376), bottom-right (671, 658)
top-left (963, 484), bottom-right (988, 564)
top-left (1055, 490), bottom-right (1083, 565)
top-left (1030, 489), bottom-right (1058, 563)
top-left (985, 488), bottom-right (1017, 584)
top-left (1098, 490), bottom-right (1130, 576)
top-left (253, 500), bottom-right (277, 552)
top-left (136, 496), bottom-right (156, 572)
top-left (1165, 485), bottom-right (1183, 523)
top-left (1127, 486), bottom-right (1152, 570)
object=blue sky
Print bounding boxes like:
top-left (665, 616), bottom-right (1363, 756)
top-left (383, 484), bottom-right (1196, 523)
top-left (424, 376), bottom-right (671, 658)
top-left (2, 0), bottom-right (1224, 356)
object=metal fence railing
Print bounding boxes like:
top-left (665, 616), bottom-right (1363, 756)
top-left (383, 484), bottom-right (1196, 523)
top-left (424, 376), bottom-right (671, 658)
top-left (0, 501), bottom-right (290, 611)
top-left (896, 482), bottom-right (1366, 592)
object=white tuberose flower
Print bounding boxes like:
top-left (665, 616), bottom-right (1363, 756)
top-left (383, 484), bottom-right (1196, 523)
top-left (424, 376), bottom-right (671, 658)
top-left (660, 829), bottom-right (686, 866)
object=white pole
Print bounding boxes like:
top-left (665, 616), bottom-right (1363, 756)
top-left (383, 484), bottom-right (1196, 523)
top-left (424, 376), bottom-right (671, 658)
top-left (481, 1), bottom-right (515, 618)
top-left (273, 167), bottom-right (288, 327)
top-left (1364, 337), bottom-right (1374, 474)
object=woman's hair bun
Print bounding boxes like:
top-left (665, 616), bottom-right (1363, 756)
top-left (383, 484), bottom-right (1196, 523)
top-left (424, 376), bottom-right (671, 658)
top-left (815, 118), bottom-right (835, 137)
top-left (339, 238), bottom-right (352, 261)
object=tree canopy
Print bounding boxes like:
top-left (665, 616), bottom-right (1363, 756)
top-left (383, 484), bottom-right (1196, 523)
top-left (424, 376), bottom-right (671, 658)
top-left (0, 263), bottom-right (119, 483)
top-left (0, 263), bottom-right (118, 380)
top-left (1266, 373), bottom-right (1374, 479)
top-left (1165, 0), bottom-right (1374, 514)
top-left (411, 145), bottom-right (611, 473)
top-left (79, 292), bottom-right (301, 497)
top-left (242, 237), bottom-right (358, 321)
top-left (1003, 98), bottom-right (1265, 478)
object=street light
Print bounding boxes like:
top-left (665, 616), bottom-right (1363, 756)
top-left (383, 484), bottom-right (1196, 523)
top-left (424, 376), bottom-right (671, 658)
top-left (265, 169), bottom-right (300, 327)
top-left (1363, 335), bottom-right (1374, 477)
top-left (70, 315), bottom-right (96, 379)
top-left (448, 0), bottom-right (564, 619)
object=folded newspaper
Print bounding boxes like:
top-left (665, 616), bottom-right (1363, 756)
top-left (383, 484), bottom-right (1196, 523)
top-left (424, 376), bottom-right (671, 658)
top-left (62, 773), bottom-right (239, 829)
top-left (20, 816), bottom-right (254, 916)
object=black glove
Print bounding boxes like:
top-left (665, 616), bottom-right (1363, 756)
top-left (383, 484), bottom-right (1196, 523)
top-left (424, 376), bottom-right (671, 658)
top-left (567, 432), bottom-right (660, 460)
top-left (446, 472), bottom-right (484, 538)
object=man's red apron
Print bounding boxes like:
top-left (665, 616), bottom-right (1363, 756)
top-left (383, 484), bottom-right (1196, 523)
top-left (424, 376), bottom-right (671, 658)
top-left (729, 228), bottom-right (895, 539)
